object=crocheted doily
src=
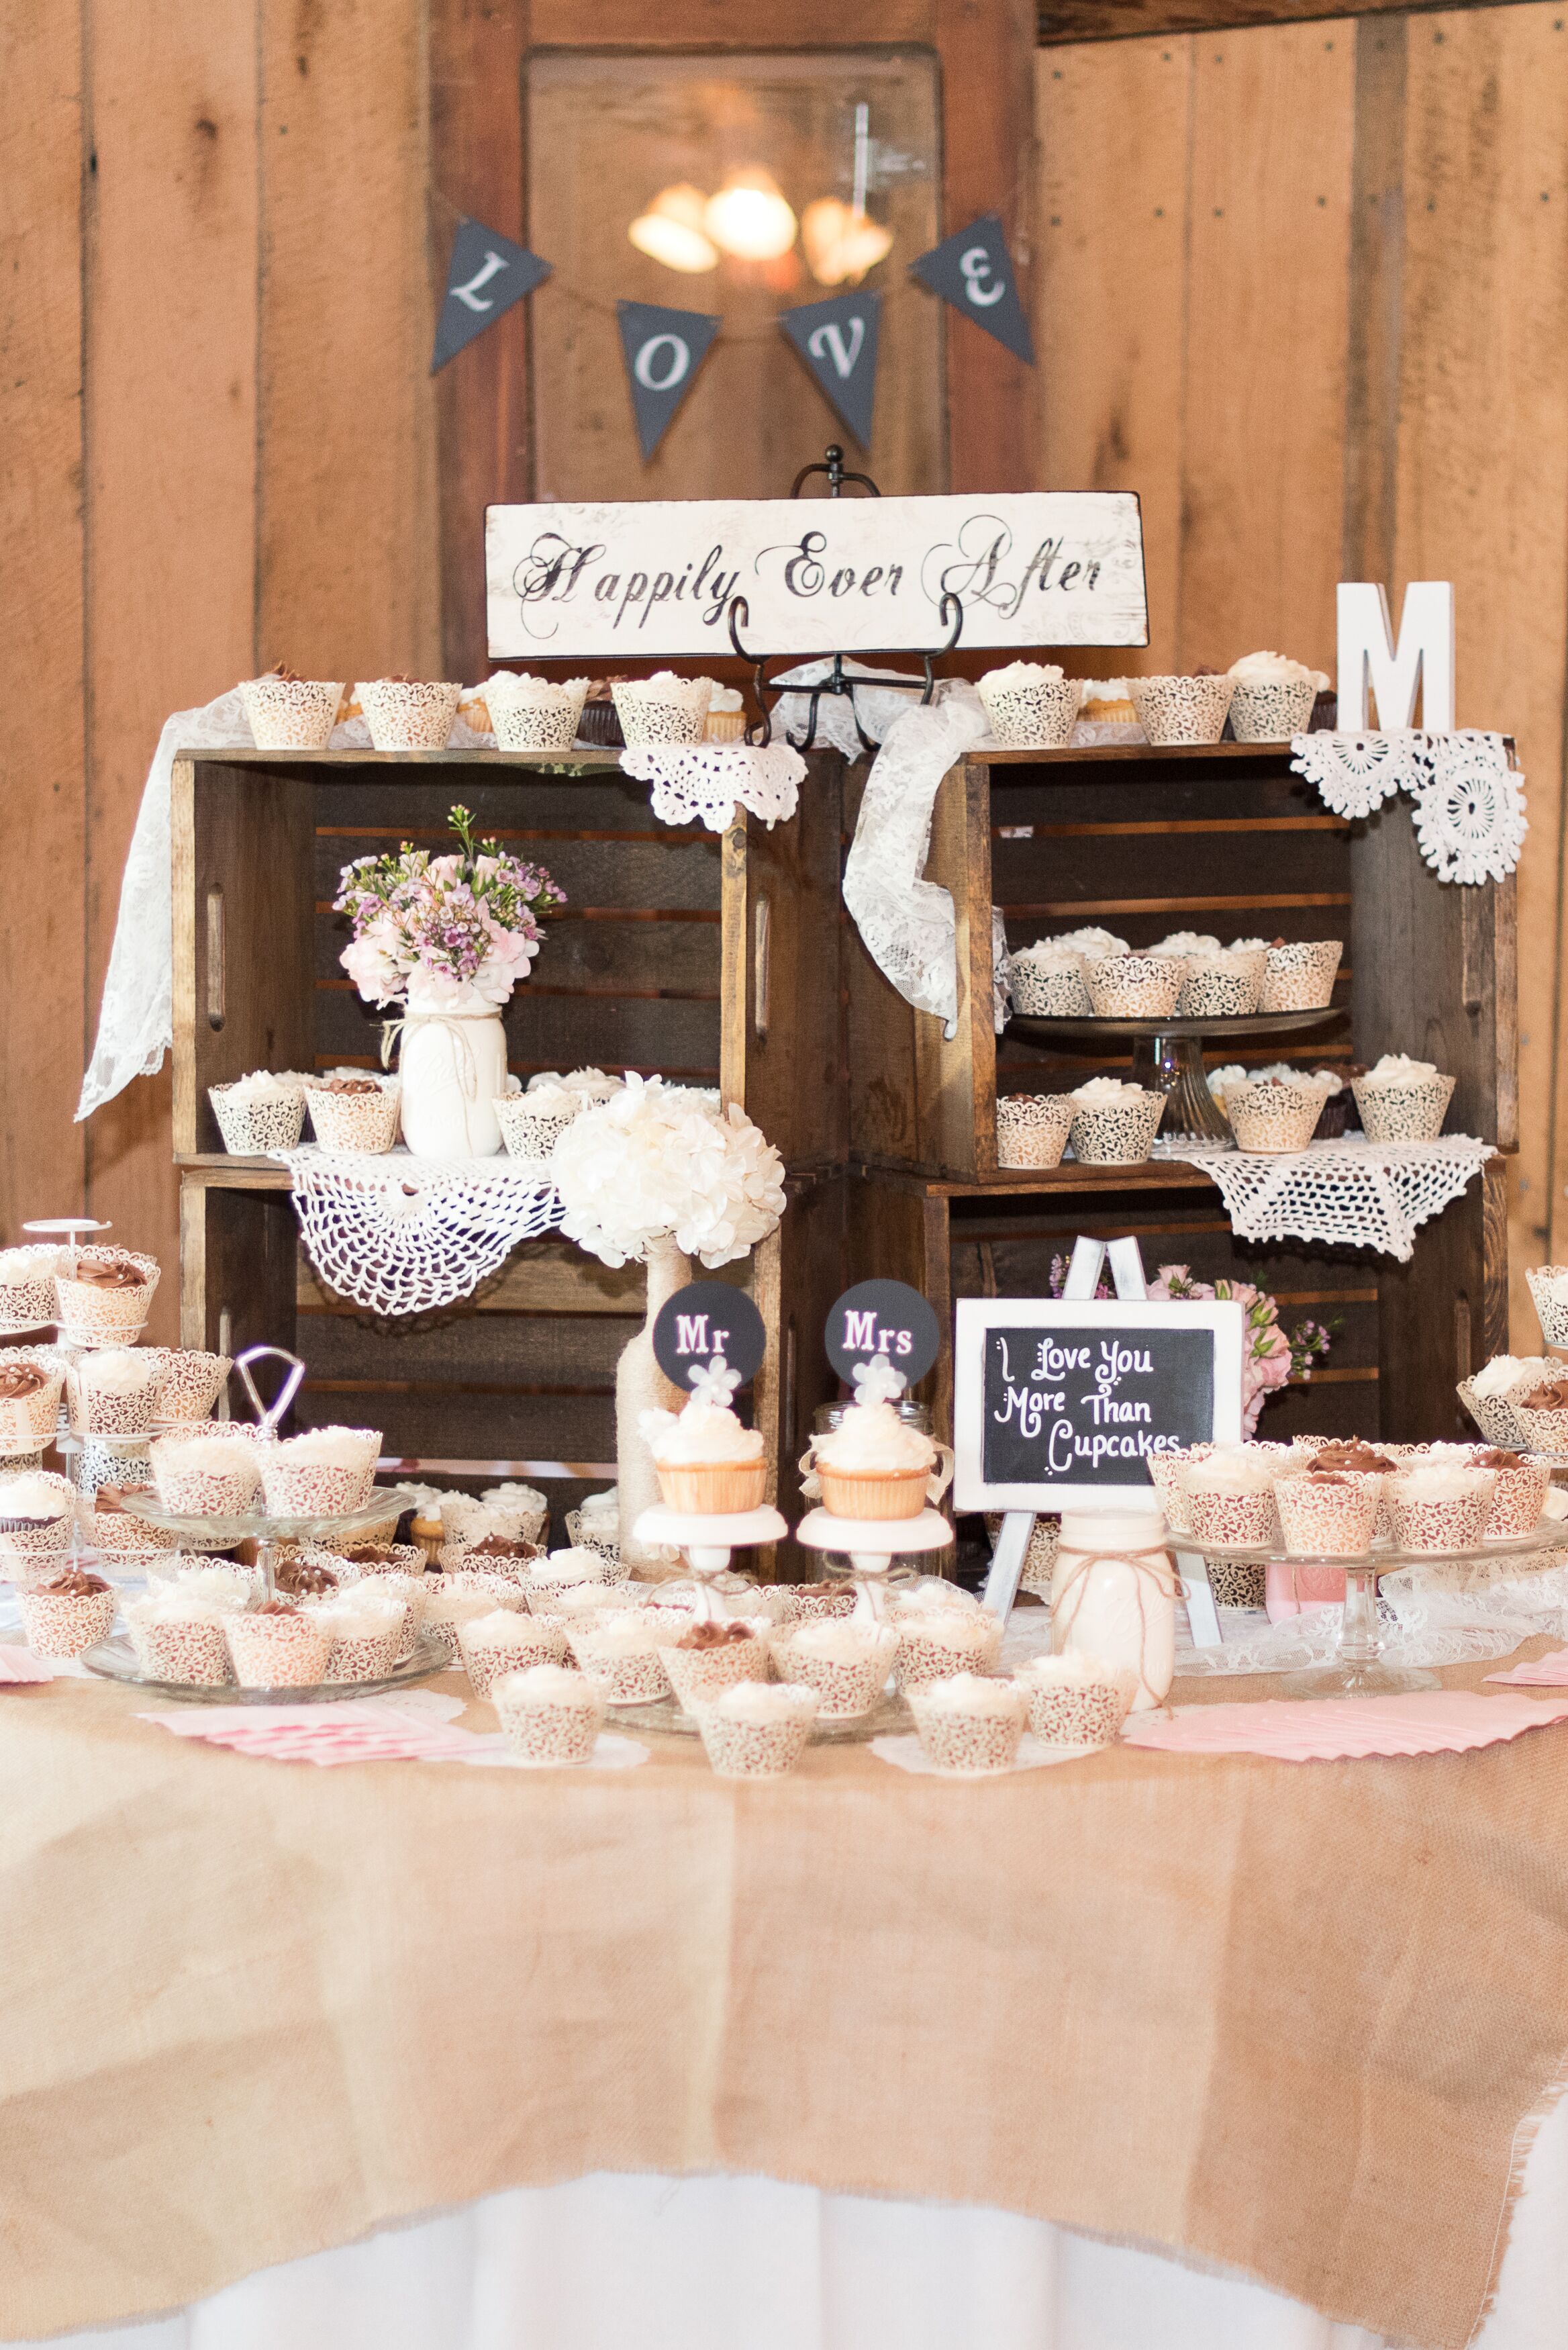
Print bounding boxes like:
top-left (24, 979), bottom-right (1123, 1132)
top-left (1289, 727), bottom-right (1526, 882)
top-left (618, 742), bottom-right (804, 833)
top-left (1161, 1134), bottom-right (1495, 1263)
top-left (273, 1145), bottom-right (562, 1317)
top-left (1287, 728), bottom-right (1427, 818)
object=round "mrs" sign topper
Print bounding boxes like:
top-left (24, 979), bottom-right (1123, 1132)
top-left (652, 1283), bottom-right (767, 1391)
top-left (825, 1280), bottom-right (941, 1386)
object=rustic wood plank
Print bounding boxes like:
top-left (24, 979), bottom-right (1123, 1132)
top-left (298, 1386), bottom-right (618, 1462)
top-left (313, 914), bottom-right (722, 996)
top-left (1393, 3), bottom-right (1568, 1333)
top-left (1038, 0), bottom-right (1425, 48)
top-left (0, 0), bottom-right (86, 1247)
top-left (299, 1310), bottom-right (630, 1386)
top-left (83, 0), bottom-right (261, 1335)
top-left (1341, 11), bottom-right (1406, 588)
top-left (993, 821), bottom-right (1351, 906)
top-left (1037, 31), bottom-right (1190, 669)
top-left (1179, 19), bottom-right (1353, 674)
top-left (185, 1180), bottom-right (299, 1365)
top-left (528, 0), bottom-right (936, 37)
top-left (724, 759), bottom-right (846, 1170)
top-left (1377, 1184), bottom-right (1488, 1442)
top-left (313, 989), bottom-right (722, 1079)
top-left (299, 1237), bottom-right (645, 1317)
top-left (316, 831), bottom-right (722, 914)
top-left (258, 0), bottom-right (438, 685)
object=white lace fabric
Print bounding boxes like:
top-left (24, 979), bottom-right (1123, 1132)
top-left (1159, 1133), bottom-right (1495, 1262)
top-left (274, 1145), bottom-right (562, 1317)
top-left (1289, 727), bottom-right (1527, 883)
top-left (618, 743), bottom-right (804, 833)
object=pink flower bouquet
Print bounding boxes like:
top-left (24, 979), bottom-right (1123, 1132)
top-left (334, 803), bottom-right (564, 1010)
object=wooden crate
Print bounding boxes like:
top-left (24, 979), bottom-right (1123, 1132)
top-left (170, 748), bottom-right (846, 1529)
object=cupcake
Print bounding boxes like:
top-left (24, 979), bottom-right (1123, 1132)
top-left (209, 1070), bottom-right (307, 1156)
top-left (309, 1592), bottom-right (403, 1683)
top-left (1260, 939), bottom-right (1342, 1014)
top-left (446, 1562), bottom-right (536, 1606)
top-left (1351, 1054), bottom-right (1455, 1144)
top-left (240, 670), bottom-right (345, 751)
top-left (54, 1248), bottom-right (159, 1344)
top-left (1526, 1266), bottom-right (1568, 1351)
top-left (493, 1664), bottom-right (605, 1765)
top-left (1469, 1448), bottom-right (1551, 1539)
top-left (0, 1356), bottom-right (64, 1452)
top-left (1311, 1070), bottom-right (1351, 1139)
top-left (422, 1582), bottom-right (505, 1664)
top-left (1183, 1448), bottom-right (1278, 1549)
top-left (303, 1074), bottom-right (401, 1155)
top-left (1075, 679), bottom-right (1139, 727)
top-left (495, 1078), bottom-right (581, 1164)
top-left (146, 1558), bottom-right (262, 1609)
top-left (271, 1553), bottom-right (348, 1604)
top-left (487, 672), bottom-right (591, 754)
top-left (1126, 673), bottom-right (1234, 746)
top-left (226, 1601), bottom-right (330, 1689)
top-left (995, 1093), bottom-right (1075, 1170)
top-left (355, 678), bottom-right (462, 752)
top-left (1274, 1470), bottom-right (1379, 1557)
top-left (768, 1617), bottom-right (897, 1718)
top-left (1509, 1374), bottom-right (1568, 1456)
top-left (0, 1246), bottom-right (63, 1330)
top-left (145, 1347), bottom-right (233, 1425)
top-left (907, 1674), bottom-right (1028, 1775)
top-left (576, 680), bottom-right (631, 747)
top-left (66, 1347), bottom-right (161, 1438)
top-left (1465, 1355), bottom-right (1540, 1448)
top-left (1222, 939), bottom-right (1273, 996)
top-left (1014, 1653), bottom-right (1134, 1749)
top-left (1150, 931), bottom-right (1222, 959)
top-left (639, 1393), bottom-right (767, 1515)
top-left (565, 1609), bottom-right (673, 1704)
top-left (1067, 1077), bottom-right (1165, 1167)
top-left (523, 1546), bottom-right (626, 1607)
top-left (703, 685), bottom-right (747, 743)
top-left (977, 661), bottom-right (1077, 749)
top-left (1387, 1464), bottom-right (1496, 1554)
top-left (544, 1584), bottom-right (651, 1632)
top-left (348, 1569), bottom-right (426, 1660)
top-left (810, 1391), bottom-right (936, 1522)
top-left (149, 1429), bottom-right (260, 1517)
top-left (893, 1608), bottom-right (1003, 1693)
top-left (0, 1470), bottom-right (76, 1565)
top-left (1084, 953), bottom-right (1183, 1019)
top-left (19, 1566), bottom-right (117, 1658)
top-left (766, 1581), bottom-right (859, 1626)
top-left (83, 1481), bottom-right (176, 1557)
top-left (458, 1608), bottom-right (570, 1697)
top-left (258, 1425), bottom-right (380, 1517)
top-left (476, 1482), bottom-right (550, 1546)
top-left (1225, 1073), bottom-right (1334, 1154)
top-left (657, 1617), bottom-right (772, 1709)
top-left (1007, 941), bottom-right (1093, 1019)
top-left (694, 1681), bottom-right (819, 1777)
top-left (1226, 652), bottom-right (1329, 744)
top-left (1145, 1443), bottom-right (1211, 1537)
top-left (611, 673), bottom-right (713, 747)
top-left (1177, 949), bottom-right (1262, 1020)
top-left (566, 1492), bottom-right (621, 1564)
top-left (125, 1591), bottom-right (233, 1686)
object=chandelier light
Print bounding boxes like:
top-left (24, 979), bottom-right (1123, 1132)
top-left (704, 168), bottom-right (798, 262)
top-left (628, 183), bottom-right (720, 274)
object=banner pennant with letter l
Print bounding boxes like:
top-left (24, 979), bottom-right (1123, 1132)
top-left (616, 301), bottom-right (722, 460)
top-left (909, 215), bottom-right (1035, 365)
top-left (431, 220), bottom-right (551, 371)
top-left (778, 291), bottom-right (882, 449)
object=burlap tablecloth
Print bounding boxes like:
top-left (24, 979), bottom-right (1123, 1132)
top-left (3, 1658), bottom-right (1568, 2348)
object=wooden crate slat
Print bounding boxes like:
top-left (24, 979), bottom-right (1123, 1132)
top-left (297, 1307), bottom-right (633, 1386)
top-left (314, 831), bottom-right (722, 913)
top-left (993, 823), bottom-right (1351, 908)
top-left (311, 986), bottom-right (722, 1076)
top-left (311, 912), bottom-right (721, 993)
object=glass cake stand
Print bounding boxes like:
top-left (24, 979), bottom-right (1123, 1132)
top-left (80, 1628), bottom-right (450, 1704)
top-left (1188, 1514), bottom-right (1568, 1696)
top-left (1007, 1007), bottom-right (1343, 1143)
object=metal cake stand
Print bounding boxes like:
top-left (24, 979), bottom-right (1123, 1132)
top-left (1008, 1006), bottom-right (1344, 1143)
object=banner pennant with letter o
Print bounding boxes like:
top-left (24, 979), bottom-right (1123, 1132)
top-left (616, 300), bottom-right (722, 460)
top-left (778, 291), bottom-right (882, 449)
top-left (431, 220), bottom-right (551, 372)
top-left (910, 215), bottom-right (1034, 365)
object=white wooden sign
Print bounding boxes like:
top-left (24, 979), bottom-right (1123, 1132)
top-left (486, 491), bottom-right (1148, 660)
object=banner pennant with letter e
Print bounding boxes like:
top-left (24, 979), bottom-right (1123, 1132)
top-left (616, 301), bottom-right (722, 461)
top-left (910, 215), bottom-right (1034, 365)
top-left (431, 220), bottom-right (551, 371)
top-left (779, 291), bottom-right (882, 449)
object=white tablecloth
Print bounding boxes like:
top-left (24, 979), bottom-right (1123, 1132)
top-left (31, 2090), bottom-right (1568, 2350)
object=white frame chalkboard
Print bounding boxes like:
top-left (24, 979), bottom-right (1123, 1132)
top-left (952, 1297), bottom-right (1246, 1513)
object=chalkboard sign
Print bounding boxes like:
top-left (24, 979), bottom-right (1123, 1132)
top-left (952, 1298), bottom-right (1244, 1511)
top-left (652, 1284), bottom-right (766, 1389)
top-left (825, 1280), bottom-right (941, 1386)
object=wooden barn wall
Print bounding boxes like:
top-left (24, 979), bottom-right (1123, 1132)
top-left (1038, 1), bottom-right (1568, 1329)
top-left (0, 0), bottom-right (437, 1341)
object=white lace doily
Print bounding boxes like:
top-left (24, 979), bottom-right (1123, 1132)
top-left (1289, 727), bottom-right (1526, 883)
top-left (1161, 1133), bottom-right (1494, 1262)
top-left (1411, 731), bottom-right (1530, 883)
top-left (274, 1145), bottom-right (562, 1317)
top-left (618, 742), bottom-right (804, 833)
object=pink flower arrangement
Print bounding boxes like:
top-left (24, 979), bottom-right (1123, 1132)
top-left (334, 804), bottom-right (564, 1009)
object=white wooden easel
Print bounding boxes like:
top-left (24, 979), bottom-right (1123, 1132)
top-left (978, 1233), bottom-right (1223, 1647)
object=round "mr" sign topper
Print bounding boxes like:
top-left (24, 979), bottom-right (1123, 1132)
top-left (825, 1280), bottom-right (941, 1387)
top-left (652, 1283), bottom-right (767, 1391)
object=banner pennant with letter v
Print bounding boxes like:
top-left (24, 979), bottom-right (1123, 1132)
top-left (431, 220), bottom-right (551, 371)
top-left (779, 291), bottom-right (882, 449)
top-left (616, 301), bottom-right (722, 460)
top-left (910, 215), bottom-right (1034, 365)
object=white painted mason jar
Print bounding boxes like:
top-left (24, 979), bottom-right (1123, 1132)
top-left (1050, 1507), bottom-right (1175, 1711)
top-left (395, 982), bottom-right (508, 1158)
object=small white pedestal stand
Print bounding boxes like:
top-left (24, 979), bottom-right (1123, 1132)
top-left (794, 1507), bottom-right (953, 1622)
top-left (631, 1504), bottom-right (788, 1618)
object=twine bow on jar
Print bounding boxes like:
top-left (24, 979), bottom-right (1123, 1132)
top-left (1050, 1537), bottom-right (1181, 1709)
top-left (381, 1008), bottom-right (486, 1097)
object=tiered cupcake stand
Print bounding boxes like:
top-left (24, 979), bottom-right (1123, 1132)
top-left (1008, 1008), bottom-right (1342, 1143)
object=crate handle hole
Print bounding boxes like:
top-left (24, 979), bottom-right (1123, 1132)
top-left (754, 896), bottom-right (771, 1041)
top-left (206, 886), bottom-right (226, 1029)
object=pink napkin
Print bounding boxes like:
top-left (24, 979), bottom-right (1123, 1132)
top-left (0, 1644), bottom-right (54, 1686)
top-left (1122, 1689), bottom-right (1568, 1760)
top-left (139, 1697), bottom-right (483, 1767)
top-left (1484, 1650), bottom-right (1568, 1688)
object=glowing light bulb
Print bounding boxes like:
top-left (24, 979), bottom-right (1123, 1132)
top-left (801, 197), bottom-right (894, 287)
top-left (704, 168), bottom-right (797, 263)
top-left (628, 183), bottom-right (720, 273)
